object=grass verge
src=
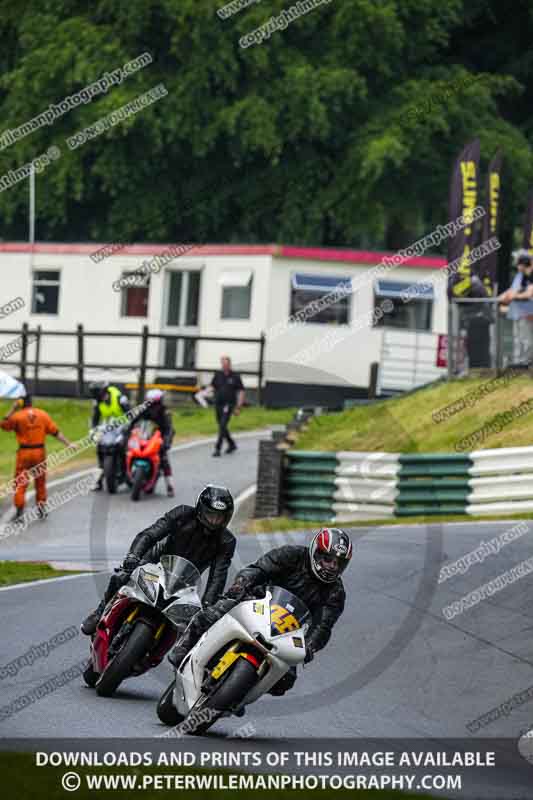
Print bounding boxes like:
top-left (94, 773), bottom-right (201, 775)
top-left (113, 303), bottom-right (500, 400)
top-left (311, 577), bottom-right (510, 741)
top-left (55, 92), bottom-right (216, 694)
top-left (0, 398), bottom-right (293, 486)
top-left (0, 561), bottom-right (85, 587)
top-left (248, 512), bottom-right (533, 533)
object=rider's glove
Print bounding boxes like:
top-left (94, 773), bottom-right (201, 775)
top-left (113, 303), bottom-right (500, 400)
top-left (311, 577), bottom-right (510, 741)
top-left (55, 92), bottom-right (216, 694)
top-left (122, 553), bottom-right (141, 573)
top-left (304, 643), bottom-right (315, 665)
top-left (225, 578), bottom-right (251, 601)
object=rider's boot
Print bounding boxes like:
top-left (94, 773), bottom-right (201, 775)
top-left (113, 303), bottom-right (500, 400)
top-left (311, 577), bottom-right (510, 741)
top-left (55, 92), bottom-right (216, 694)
top-left (91, 471), bottom-right (104, 492)
top-left (80, 597), bottom-right (106, 636)
top-left (167, 626), bottom-right (197, 668)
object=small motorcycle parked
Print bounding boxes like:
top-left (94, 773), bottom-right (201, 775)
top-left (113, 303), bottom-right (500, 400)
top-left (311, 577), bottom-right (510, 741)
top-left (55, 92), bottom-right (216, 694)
top-left (92, 422), bottom-right (129, 494)
top-left (126, 421), bottom-right (163, 501)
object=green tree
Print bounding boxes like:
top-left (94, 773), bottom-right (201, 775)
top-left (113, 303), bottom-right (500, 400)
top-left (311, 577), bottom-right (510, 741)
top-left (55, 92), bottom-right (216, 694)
top-left (0, 0), bottom-right (530, 284)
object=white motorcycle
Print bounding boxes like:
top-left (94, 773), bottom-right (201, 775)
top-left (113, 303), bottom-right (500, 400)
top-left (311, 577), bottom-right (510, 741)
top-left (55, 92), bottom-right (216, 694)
top-left (157, 586), bottom-right (311, 734)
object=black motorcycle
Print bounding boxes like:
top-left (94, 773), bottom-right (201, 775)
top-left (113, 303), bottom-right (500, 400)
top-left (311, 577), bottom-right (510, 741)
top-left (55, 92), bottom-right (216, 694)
top-left (93, 422), bottom-right (129, 494)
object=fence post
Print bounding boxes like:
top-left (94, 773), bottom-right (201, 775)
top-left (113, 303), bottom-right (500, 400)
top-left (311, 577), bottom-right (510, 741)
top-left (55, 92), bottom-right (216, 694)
top-left (76, 324), bottom-right (84, 397)
top-left (257, 331), bottom-right (265, 406)
top-left (20, 322), bottom-right (28, 385)
top-left (447, 302), bottom-right (454, 379)
top-left (368, 362), bottom-right (379, 399)
top-left (34, 325), bottom-right (42, 396)
top-left (494, 303), bottom-right (503, 373)
top-left (138, 325), bottom-right (149, 404)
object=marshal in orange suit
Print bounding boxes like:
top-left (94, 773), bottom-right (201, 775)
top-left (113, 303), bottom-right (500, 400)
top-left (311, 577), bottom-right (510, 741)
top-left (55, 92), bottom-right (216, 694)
top-left (0, 394), bottom-right (71, 522)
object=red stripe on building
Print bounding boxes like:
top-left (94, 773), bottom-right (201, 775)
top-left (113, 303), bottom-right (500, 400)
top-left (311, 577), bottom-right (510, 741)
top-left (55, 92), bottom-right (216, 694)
top-left (0, 242), bottom-right (447, 270)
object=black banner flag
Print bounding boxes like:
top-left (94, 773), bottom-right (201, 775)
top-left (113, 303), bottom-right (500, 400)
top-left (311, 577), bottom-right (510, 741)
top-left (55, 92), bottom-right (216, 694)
top-left (447, 139), bottom-right (480, 298)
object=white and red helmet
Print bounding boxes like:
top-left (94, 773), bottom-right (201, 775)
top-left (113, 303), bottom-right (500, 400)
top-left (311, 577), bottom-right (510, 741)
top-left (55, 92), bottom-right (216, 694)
top-left (146, 388), bottom-right (164, 404)
top-left (309, 527), bottom-right (352, 583)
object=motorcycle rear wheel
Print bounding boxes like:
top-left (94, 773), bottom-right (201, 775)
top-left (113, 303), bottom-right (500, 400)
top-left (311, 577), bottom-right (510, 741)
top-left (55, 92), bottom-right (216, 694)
top-left (95, 620), bottom-right (153, 697)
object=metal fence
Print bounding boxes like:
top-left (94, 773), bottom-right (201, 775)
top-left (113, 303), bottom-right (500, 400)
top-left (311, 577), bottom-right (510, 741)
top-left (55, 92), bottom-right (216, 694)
top-left (447, 298), bottom-right (523, 376)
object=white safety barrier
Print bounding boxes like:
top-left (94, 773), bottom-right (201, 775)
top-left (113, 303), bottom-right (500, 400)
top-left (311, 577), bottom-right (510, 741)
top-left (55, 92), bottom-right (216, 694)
top-left (467, 446), bottom-right (533, 515)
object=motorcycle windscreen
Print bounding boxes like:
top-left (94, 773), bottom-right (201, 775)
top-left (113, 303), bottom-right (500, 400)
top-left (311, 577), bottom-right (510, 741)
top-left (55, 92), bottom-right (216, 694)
top-left (160, 555), bottom-right (202, 595)
top-left (268, 586), bottom-right (311, 637)
top-left (100, 424), bottom-right (128, 447)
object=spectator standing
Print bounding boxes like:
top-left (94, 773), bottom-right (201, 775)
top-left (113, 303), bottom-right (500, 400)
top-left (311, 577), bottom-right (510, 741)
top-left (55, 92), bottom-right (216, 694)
top-left (499, 254), bottom-right (533, 363)
top-left (211, 356), bottom-right (244, 458)
top-left (0, 395), bottom-right (71, 522)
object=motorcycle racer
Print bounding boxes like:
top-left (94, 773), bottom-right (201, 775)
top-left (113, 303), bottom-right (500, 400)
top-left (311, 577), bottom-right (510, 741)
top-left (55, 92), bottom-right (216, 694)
top-left (81, 485), bottom-right (236, 635)
top-left (168, 527), bottom-right (352, 696)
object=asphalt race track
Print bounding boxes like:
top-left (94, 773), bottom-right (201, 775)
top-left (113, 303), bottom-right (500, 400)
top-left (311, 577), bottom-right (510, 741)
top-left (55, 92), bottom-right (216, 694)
top-left (1, 432), bottom-right (533, 794)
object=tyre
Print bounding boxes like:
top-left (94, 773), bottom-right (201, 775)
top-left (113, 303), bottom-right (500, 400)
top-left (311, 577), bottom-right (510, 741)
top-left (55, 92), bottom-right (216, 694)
top-left (103, 454), bottom-right (117, 494)
top-left (181, 658), bottom-right (259, 735)
top-left (95, 620), bottom-right (153, 697)
top-left (157, 680), bottom-right (184, 727)
top-left (83, 662), bottom-right (99, 688)
top-left (131, 467), bottom-right (145, 501)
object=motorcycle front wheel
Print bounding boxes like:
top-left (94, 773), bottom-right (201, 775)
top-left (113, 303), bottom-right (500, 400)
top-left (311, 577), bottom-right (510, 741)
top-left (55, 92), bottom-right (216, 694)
top-left (131, 468), bottom-right (145, 501)
top-left (180, 658), bottom-right (259, 735)
top-left (156, 680), bottom-right (184, 727)
top-left (95, 620), bottom-right (153, 697)
top-left (103, 454), bottom-right (117, 494)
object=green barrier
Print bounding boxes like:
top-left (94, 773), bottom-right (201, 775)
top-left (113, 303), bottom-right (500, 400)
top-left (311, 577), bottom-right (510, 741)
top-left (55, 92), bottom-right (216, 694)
top-left (399, 453), bottom-right (472, 462)
top-left (283, 449), bottom-right (476, 521)
top-left (284, 451), bottom-right (337, 520)
top-left (398, 464), bottom-right (471, 477)
top-left (396, 490), bottom-right (469, 503)
top-left (286, 474), bottom-right (336, 486)
top-left (395, 453), bottom-right (471, 515)
top-left (397, 478), bottom-right (469, 490)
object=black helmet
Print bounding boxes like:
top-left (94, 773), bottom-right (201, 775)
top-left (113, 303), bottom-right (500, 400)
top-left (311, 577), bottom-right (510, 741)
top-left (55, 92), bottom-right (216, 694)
top-left (196, 485), bottom-right (234, 532)
top-left (89, 381), bottom-right (110, 401)
top-left (309, 527), bottom-right (352, 583)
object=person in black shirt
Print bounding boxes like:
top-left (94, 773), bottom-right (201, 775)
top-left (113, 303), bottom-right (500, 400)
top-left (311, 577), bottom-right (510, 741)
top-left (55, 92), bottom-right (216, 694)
top-left (211, 356), bottom-right (244, 457)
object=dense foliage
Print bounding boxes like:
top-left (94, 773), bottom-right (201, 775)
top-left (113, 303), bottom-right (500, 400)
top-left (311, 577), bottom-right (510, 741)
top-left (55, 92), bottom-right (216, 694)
top-left (0, 0), bottom-right (531, 282)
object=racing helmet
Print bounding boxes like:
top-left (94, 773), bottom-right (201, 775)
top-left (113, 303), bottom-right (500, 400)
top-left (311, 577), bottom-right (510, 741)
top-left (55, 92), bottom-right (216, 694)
top-left (146, 388), bottom-right (165, 405)
top-left (196, 485), bottom-right (234, 532)
top-left (89, 380), bottom-right (110, 401)
top-left (309, 527), bottom-right (352, 583)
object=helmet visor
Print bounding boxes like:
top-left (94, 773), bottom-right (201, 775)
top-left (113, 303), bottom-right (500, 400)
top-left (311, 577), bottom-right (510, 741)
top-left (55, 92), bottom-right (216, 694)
top-left (202, 509), bottom-right (227, 529)
top-left (315, 552), bottom-right (344, 578)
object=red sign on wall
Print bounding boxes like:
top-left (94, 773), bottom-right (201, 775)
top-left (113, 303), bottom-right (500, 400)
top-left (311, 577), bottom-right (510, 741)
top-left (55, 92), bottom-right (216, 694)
top-left (436, 334), bottom-right (448, 367)
top-left (436, 334), bottom-right (466, 369)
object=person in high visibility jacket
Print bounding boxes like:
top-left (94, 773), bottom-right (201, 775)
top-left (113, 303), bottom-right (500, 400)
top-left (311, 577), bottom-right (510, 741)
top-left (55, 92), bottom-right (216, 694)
top-left (89, 382), bottom-right (130, 490)
top-left (0, 395), bottom-right (71, 522)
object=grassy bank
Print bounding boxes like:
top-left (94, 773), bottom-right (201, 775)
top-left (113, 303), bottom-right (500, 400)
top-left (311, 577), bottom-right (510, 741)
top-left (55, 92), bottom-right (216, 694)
top-left (0, 561), bottom-right (84, 586)
top-left (295, 372), bottom-right (533, 453)
top-left (0, 398), bottom-right (293, 486)
top-left (249, 511), bottom-right (533, 533)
